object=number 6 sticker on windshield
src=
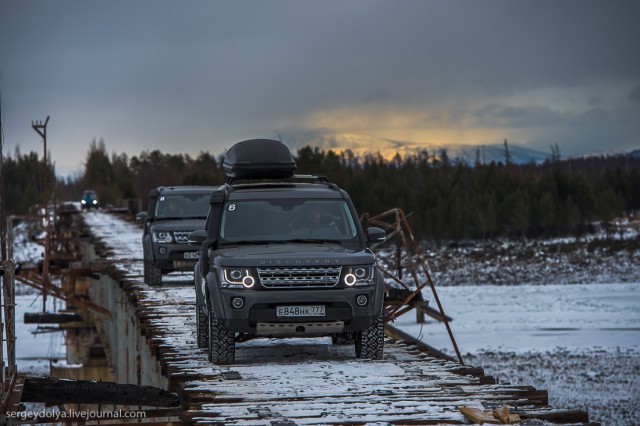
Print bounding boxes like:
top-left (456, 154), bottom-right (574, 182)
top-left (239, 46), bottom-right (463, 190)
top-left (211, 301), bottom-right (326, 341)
top-left (228, 204), bottom-right (236, 211)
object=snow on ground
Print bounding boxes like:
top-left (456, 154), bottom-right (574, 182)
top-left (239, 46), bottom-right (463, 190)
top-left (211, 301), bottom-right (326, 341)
top-left (12, 292), bottom-right (66, 375)
top-left (396, 283), bottom-right (640, 353)
top-left (464, 348), bottom-right (639, 426)
top-left (393, 283), bottom-right (640, 425)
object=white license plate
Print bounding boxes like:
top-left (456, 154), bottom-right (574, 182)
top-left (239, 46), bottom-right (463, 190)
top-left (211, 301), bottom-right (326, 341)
top-left (183, 252), bottom-right (200, 259)
top-left (276, 305), bottom-right (325, 317)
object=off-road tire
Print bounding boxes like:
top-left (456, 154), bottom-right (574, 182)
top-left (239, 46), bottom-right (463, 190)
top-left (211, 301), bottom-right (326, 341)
top-left (195, 297), bottom-right (208, 349)
top-left (355, 315), bottom-right (384, 360)
top-left (208, 304), bottom-right (235, 365)
top-left (145, 261), bottom-right (162, 286)
top-left (332, 332), bottom-right (353, 345)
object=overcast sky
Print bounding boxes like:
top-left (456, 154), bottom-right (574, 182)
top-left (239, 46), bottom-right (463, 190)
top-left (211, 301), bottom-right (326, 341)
top-left (1, 0), bottom-right (639, 177)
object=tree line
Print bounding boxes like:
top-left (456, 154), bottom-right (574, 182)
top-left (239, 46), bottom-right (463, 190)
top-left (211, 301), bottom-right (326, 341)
top-left (3, 139), bottom-right (639, 242)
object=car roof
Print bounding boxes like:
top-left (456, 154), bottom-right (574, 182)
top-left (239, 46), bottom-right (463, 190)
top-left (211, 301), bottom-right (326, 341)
top-left (225, 182), bottom-right (346, 200)
top-left (156, 186), bottom-right (216, 194)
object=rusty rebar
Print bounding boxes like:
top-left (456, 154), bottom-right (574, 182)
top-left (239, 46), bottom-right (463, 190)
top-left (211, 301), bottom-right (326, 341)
top-left (364, 208), bottom-right (464, 365)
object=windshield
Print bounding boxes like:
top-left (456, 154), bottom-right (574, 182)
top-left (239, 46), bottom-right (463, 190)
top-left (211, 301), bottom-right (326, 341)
top-left (220, 199), bottom-right (360, 245)
top-left (155, 194), bottom-right (211, 219)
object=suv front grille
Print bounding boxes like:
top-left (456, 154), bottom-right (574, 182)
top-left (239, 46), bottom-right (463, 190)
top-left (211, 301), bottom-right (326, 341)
top-left (257, 266), bottom-right (342, 288)
top-left (173, 231), bottom-right (191, 244)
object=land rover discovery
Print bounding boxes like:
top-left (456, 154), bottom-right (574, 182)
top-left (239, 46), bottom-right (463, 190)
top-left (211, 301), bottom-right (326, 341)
top-left (190, 139), bottom-right (386, 364)
top-left (137, 186), bottom-right (215, 286)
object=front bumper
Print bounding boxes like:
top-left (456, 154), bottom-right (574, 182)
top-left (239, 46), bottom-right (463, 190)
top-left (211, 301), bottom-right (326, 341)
top-left (214, 287), bottom-right (381, 335)
top-left (151, 243), bottom-right (200, 271)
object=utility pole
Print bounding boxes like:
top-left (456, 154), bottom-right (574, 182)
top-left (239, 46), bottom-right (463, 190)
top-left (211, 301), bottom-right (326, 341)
top-left (32, 116), bottom-right (51, 313)
top-left (31, 116), bottom-right (50, 200)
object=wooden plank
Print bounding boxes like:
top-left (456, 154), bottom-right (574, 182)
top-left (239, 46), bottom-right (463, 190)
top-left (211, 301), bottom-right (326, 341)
top-left (21, 376), bottom-right (180, 407)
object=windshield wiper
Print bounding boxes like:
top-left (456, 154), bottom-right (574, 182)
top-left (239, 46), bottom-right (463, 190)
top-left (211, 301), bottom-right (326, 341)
top-left (282, 238), bottom-right (344, 245)
top-left (157, 216), bottom-right (206, 220)
top-left (221, 239), bottom-right (345, 246)
top-left (221, 240), bottom-right (288, 246)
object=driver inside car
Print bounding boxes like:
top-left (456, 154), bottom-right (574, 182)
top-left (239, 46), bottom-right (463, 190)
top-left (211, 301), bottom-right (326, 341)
top-left (161, 199), bottom-right (184, 218)
top-left (291, 206), bottom-right (340, 232)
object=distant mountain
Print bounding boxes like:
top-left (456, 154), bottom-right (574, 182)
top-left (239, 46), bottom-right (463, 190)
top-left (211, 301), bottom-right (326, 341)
top-left (283, 132), bottom-right (550, 165)
top-left (629, 149), bottom-right (640, 158)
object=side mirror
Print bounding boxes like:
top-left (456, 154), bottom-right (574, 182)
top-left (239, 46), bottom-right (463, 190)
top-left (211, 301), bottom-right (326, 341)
top-left (366, 227), bottom-right (386, 243)
top-left (188, 229), bottom-right (207, 246)
top-left (136, 212), bottom-right (148, 221)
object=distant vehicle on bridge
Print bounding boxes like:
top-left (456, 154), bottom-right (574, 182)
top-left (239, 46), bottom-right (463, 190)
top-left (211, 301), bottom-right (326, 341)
top-left (81, 190), bottom-right (99, 210)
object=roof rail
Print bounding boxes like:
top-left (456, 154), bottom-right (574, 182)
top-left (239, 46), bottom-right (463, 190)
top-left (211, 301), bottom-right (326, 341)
top-left (226, 174), bottom-right (332, 186)
top-left (291, 174), bottom-right (330, 183)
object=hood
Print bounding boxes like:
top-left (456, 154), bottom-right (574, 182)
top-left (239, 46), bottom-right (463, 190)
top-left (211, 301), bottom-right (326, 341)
top-left (149, 218), bottom-right (206, 232)
top-left (213, 244), bottom-right (375, 267)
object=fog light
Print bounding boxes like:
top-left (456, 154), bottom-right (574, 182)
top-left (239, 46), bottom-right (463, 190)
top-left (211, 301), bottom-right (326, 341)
top-left (356, 295), bottom-right (368, 307)
top-left (231, 297), bottom-right (244, 309)
top-left (159, 247), bottom-right (167, 254)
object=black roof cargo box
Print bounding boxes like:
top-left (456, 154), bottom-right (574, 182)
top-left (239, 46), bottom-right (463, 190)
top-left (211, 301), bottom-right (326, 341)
top-left (223, 139), bottom-right (297, 180)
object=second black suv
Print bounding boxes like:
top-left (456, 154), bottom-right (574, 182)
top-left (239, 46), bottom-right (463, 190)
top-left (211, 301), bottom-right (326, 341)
top-left (137, 186), bottom-right (215, 286)
top-left (190, 139), bottom-right (386, 364)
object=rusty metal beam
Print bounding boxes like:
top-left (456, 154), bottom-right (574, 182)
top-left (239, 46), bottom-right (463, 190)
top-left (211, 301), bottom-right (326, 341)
top-left (363, 208), bottom-right (464, 365)
top-left (16, 272), bottom-right (112, 318)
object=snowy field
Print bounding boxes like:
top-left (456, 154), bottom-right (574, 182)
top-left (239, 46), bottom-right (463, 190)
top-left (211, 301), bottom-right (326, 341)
top-left (394, 283), bottom-right (640, 426)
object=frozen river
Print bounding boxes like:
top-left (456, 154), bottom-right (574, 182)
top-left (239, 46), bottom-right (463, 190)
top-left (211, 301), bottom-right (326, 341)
top-left (395, 282), bottom-right (640, 354)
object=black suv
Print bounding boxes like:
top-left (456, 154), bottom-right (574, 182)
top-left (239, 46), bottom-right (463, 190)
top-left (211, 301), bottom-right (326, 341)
top-left (137, 186), bottom-right (215, 286)
top-left (190, 139), bottom-right (386, 364)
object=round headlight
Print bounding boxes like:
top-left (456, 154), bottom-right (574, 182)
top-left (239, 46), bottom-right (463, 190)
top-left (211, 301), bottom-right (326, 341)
top-left (354, 267), bottom-right (367, 278)
top-left (344, 273), bottom-right (357, 286)
top-left (229, 270), bottom-right (243, 280)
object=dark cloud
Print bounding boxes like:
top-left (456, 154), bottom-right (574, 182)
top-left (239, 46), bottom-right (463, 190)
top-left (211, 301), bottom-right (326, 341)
top-left (629, 86), bottom-right (640, 103)
top-left (1, 0), bottom-right (639, 175)
top-left (474, 105), bottom-right (563, 128)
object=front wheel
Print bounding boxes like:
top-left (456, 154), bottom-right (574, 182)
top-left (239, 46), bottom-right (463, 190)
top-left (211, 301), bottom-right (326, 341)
top-left (208, 303), bottom-right (235, 365)
top-left (355, 315), bottom-right (384, 360)
top-left (145, 261), bottom-right (162, 286)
